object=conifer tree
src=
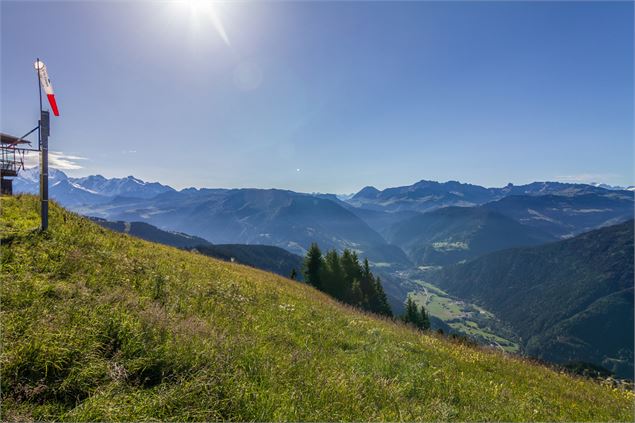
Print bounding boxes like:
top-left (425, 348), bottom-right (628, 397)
top-left (349, 279), bottom-right (364, 307)
top-left (360, 258), bottom-right (374, 308)
top-left (341, 249), bottom-right (362, 285)
top-left (373, 277), bottom-right (393, 317)
top-left (402, 298), bottom-right (430, 330)
top-left (289, 268), bottom-right (298, 280)
top-left (303, 243), bottom-right (323, 289)
top-left (323, 249), bottom-right (345, 298)
top-left (420, 304), bottom-right (431, 330)
top-left (403, 297), bottom-right (420, 326)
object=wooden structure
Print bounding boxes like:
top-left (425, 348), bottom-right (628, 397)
top-left (0, 132), bottom-right (30, 195)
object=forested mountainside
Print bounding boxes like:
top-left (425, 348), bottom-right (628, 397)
top-left (432, 220), bottom-right (634, 379)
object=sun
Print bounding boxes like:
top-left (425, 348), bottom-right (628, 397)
top-left (179, 0), bottom-right (230, 45)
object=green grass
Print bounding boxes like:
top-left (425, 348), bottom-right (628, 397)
top-left (1, 195), bottom-right (633, 421)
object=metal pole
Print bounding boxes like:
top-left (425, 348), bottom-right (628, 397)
top-left (36, 58), bottom-right (48, 231)
top-left (36, 58), bottom-right (41, 150)
top-left (37, 58), bottom-right (43, 115)
top-left (40, 111), bottom-right (49, 231)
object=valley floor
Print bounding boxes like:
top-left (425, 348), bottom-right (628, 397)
top-left (409, 280), bottom-right (520, 353)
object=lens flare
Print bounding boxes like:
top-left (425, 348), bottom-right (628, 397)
top-left (181, 0), bottom-right (230, 45)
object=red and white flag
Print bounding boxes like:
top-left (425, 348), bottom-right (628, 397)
top-left (34, 59), bottom-right (59, 116)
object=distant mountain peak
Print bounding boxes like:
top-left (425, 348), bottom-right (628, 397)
top-left (353, 186), bottom-right (380, 199)
top-left (126, 175), bottom-right (144, 184)
top-left (413, 179), bottom-right (436, 185)
top-left (181, 187), bottom-right (200, 193)
top-left (19, 167), bottom-right (68, 183)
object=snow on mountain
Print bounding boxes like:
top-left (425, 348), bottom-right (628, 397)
top-left (589, 182), bottom-right (630, 191)
top-left (13, 168), bottom-right (174, 206)
top-left (71, 174), bottom-right (173, 199)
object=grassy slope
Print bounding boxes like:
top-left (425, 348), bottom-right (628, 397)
top-left (1, 195), bottom-right (633, 422)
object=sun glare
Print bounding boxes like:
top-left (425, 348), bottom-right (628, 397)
top-left (179, 0), bottom-right (231, 45)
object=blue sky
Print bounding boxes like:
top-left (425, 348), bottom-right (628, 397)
top-left (2, 0), bottom-right (633, 192)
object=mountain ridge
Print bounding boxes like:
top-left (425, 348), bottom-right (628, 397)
top-left (13, 168), bottom-right (633, 274)
top-left (15, 168), bottom-right (634, 207)
top-left (346, 179), bottom-right (633, 213)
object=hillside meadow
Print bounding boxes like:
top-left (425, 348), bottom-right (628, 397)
top-left (1, 195), bottom-right (633, 421)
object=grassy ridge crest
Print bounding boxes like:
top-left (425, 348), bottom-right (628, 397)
top-left (1, 195), bottom-right (633, 421)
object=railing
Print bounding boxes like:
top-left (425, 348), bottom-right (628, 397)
top-left (0, 147), bottom-right (23, 176)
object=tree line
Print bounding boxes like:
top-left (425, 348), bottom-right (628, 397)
top-left (301, 243), bottom-right (393, 317)
top-left (297, 243), bottom-right (435, 331)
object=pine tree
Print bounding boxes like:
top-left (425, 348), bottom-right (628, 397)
top-left (373, 277), bottom-right (393, 317)
top-left (420, 304), bottom-right (430, 330)
top-left (289, 268), bottom-right (298, 280)
top-left (323, 249), bottom-right (345, 299)
top-left (402, 298), bottom-right (430, 330)
top-left (359, 258), bottom-right (374, 309)
top-left (303, 243), bottom-right (323, 289)
top-left (349, 279), bottom-right (364, 307)
top-left (341, 250), bottom-right (362, 283)
top-left (403, 297), bottom-right (420, 326)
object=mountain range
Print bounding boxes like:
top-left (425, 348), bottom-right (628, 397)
top-left (14, 168), bottom-right (634, 269)
top-left (14, 168), bottom-right (174, 206)
top-left (16, 170), bottom-right (402, 263)
top-left (18, 170), bottom-right (398, 260)
top-left (14, 169), bottom-right (633, 269)
top-left (348, 179), bottom-right (633, 213)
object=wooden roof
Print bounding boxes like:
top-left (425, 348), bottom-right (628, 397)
top-left (1, 132), bottom-right (31, 146)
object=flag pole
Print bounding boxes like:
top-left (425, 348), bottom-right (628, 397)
top-left (36, 58), bottom-right (41, 151)
top-left (36, 58), bottom-right (49, 231)
top-left (37, 58), bottom-right (43, 115)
